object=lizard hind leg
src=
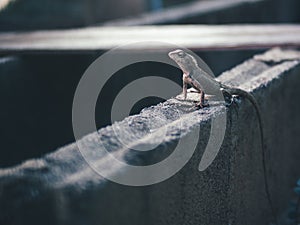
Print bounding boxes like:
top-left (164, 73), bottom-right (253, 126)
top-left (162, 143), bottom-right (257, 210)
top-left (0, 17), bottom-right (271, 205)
top-left (183, 82), bottom-right (187, 100)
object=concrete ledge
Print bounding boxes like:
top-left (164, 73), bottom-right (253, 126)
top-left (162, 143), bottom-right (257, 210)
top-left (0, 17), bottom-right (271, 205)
top-left (1, 48), bottom-right (300, 225)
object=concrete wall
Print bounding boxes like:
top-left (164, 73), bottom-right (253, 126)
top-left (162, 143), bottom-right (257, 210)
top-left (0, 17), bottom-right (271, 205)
top-left (0, 48), bottom-right (300, 225)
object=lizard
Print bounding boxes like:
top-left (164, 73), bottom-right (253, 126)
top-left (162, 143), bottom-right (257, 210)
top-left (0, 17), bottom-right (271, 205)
top-left (168, 49), bottom-right (258, 109)
top-left (168, 49), bottom-right (279, 225)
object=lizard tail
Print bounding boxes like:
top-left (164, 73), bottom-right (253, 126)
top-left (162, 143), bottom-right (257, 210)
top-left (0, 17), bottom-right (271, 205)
top-left (221, 84), bottom-right (279, 225)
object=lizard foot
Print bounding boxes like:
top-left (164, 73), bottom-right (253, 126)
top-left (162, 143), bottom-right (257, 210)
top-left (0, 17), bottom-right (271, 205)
top-left (194, 102), bottom-right (209, 109)
top-left (225, 95), bottom-right (239, 107)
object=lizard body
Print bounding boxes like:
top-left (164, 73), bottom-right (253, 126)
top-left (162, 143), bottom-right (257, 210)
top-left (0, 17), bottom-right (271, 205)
top-left (168, 49), bottom-right (257, 108)
top-left (168, 49), bottom-right (278, 225)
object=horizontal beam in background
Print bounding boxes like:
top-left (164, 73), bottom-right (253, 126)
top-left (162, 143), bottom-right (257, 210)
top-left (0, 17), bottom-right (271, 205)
top-left (0, 25), bottom-right (300, 54)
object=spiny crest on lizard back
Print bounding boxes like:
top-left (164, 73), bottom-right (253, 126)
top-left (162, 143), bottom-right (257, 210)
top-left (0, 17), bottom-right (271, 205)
top-left (168, 49), bottom-right (199, 74)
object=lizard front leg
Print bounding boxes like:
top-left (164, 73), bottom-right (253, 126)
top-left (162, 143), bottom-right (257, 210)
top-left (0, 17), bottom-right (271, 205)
top-left (188, 76), bottom-right (208, 108)
top-left (196, 89), bottom-right (208, 108)
top-left (183, 81), bottom-right (187, 100)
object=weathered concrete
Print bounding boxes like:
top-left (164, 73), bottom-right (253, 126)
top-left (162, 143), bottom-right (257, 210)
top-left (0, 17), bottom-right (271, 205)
top-left (0, 48), bottom-right (300, 225)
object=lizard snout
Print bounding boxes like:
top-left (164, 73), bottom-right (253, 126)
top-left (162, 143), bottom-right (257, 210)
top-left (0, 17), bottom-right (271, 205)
top-left (168, 51), bottom-right (176, 59)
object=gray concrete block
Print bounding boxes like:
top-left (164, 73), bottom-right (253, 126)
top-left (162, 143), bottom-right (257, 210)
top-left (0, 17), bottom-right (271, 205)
top-left (0, 48), bottom-right (300, 225)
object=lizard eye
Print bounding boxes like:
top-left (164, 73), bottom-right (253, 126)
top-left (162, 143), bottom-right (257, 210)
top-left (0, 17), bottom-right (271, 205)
top-left (178, 51), bottom-right (185, 58)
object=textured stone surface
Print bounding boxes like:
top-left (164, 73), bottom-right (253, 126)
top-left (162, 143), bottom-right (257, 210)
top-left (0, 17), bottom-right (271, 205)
top-left (0, 48), bottom-right (300, 225)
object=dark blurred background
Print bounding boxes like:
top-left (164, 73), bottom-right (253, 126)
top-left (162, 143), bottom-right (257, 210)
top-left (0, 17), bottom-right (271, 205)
top-left (0, 0), bottom-right (195, 30)
top-left (0, 0), bottom-right (300, 30)
top-left (0, 0), bottom-right (299, 168)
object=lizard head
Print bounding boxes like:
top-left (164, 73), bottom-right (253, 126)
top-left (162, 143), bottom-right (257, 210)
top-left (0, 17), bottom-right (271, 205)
top-left (168, 49), bottom-right (198, 75)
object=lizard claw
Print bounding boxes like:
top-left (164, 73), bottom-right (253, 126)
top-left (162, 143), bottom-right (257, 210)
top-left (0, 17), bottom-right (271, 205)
top-left (225, 95), bottom-right (238, 107)
top-left (225, 97), bottom-right (234, 106)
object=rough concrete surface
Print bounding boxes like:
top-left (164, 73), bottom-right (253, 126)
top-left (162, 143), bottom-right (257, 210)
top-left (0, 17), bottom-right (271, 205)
top-left (0, 48), bottom-right (300, 225)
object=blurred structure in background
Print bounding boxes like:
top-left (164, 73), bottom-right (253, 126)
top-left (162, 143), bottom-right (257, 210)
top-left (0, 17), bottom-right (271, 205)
top-left (0, 0), bottom-right (146, 30)
top-left (1, 0), bottom-right (300, 31)
top-left (0, 0), bottom-right (199, 30)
